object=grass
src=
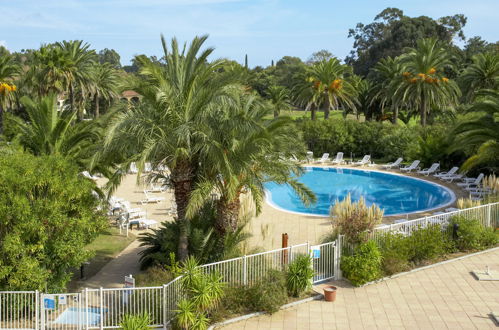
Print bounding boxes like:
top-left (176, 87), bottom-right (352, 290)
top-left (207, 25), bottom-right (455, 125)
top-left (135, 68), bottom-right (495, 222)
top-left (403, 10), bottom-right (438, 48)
top-left (67, 227), bottom-right (135, 290)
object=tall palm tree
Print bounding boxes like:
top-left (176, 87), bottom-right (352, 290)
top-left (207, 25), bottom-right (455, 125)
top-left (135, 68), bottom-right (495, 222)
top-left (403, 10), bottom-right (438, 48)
top-left (56, 40), bottom-right (96, 118)
top-left (267, 85), bottom-right (291, 118)
top-left (14, 94), bottom-right (98, 160)
top-left (460, 52), bottom-right (499, 102)
top-left (28, 44), bottom-right (70, 96)
top-left (103, 35), bottom-right (235, 260)
top-left (372, 56), bottom-right (405, 123)
top-left (0, 53), bottom-right (20, 135)
top-left (187, 93), bottom-right (315, 235)
top-left (306, 58), bottom-right (357, 119)
top-left (451, 89), bottom-right (499, 171)
top-left (396, 38), bottom-right (461, 126)
top-left (89, 63), bottom-right (120, 118)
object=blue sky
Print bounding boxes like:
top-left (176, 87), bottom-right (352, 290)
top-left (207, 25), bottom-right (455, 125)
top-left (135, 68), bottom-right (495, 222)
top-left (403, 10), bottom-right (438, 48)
top-left (1, 0), bottom-right (498, 67)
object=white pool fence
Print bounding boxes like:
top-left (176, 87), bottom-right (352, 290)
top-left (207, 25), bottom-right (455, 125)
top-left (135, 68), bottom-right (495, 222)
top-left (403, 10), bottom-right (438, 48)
top-left (1, 202), bottom-right (497, 329)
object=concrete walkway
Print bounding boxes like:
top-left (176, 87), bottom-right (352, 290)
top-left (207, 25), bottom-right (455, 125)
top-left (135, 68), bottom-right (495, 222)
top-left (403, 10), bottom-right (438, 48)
top-left (222, 249), bottom-right (499, 329)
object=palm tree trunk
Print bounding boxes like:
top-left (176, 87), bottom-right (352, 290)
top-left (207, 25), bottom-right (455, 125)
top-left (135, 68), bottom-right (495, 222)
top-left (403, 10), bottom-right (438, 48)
top-left (273, 109), bottom-right (279, 118)
top-left (170, 161), bottom-right (194, 261)
top-left (94, 93), bottom-right (100, 118)
top-left (311, 105), bottom-right (316, 121)
top-left (323, 93), bottom-right (330, 119)
top-left (216, 193), bottom-right (241, 235)
top-left (392, 105), bottom-right (399, 124)
top-left (421, 93), bottom-right (427, 127)
top-left (69, 83), bottom-right (76, 115)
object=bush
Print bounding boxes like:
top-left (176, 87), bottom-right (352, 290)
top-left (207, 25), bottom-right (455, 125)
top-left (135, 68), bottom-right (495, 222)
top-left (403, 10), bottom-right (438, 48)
top-left (286, 255), bottom-right (314, 297)
top-left (0, 152), bottom-right (107, 291)
top-left (450, 216), bottom-right (499, 251)
top-left (246, 269), bottom-right (288, 314)
top-left (406, 224), bottom-right (451, 263)
top-left (331, 194), bottom-right (383, 244)
top-left (135, 266), bottom-right (173, 287)
top-left (341, 241), bottom-right (382, 286)
top-left (377, 232), bottom-right (411, 275)
top-left (119, 313), bottom-right (152, 330)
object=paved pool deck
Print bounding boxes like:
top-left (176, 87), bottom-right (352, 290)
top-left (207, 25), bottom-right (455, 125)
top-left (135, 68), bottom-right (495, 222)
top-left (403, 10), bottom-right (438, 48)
top-left (222, 248), bottom-right (499, 329)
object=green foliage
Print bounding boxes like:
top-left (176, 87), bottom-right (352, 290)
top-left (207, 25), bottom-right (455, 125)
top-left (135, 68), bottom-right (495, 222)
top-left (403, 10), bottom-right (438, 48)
top-left (0, 152), bottom-right (106, 291)
top-left (450, 216), bottom-right (498, 251)
top-left (406, 224), bottom-right (451, 263)
top-left (377, 232), bottom-right (411, 275)
top-left (286, 255), bottom-right (314, 297)
top-left (135, 266), bottom-right (174, 287)
top-left (300, 118), bottom-right (419, 160)
top-left (173, 257), bottom-right (225, 330)
top-left (119, 313), bottom-right (152, 330)
top-left (341, 241), bottom-right (382, 286)
top-left (246, 269), bottom-right (288, 314)
top-left (138, 201), bottom-right (250, 269)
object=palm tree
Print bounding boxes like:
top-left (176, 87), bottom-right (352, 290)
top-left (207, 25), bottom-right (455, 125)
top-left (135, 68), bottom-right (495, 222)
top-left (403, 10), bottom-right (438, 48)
top-left (451, 89), bottom-right (499, 171)
top-left (187, 93), bottom-right (315, 235)
top-left (14, 94), bottom-right (98, 161)
top-left (28, 44), bottom-right (70, 96)
top-left (103, 35), bottom-right (235, 260)
top-left (56, 40), bottom-right (96, 118)
top-left (460, 52), bottom-right (499, 102)
top-left (306, 58), bottom-right (357, 119)
top-left (372, 56), bottom-right (405, 123)
top-left (396, 38), bottom-right (461, 126)
top-left (89, 63), bottom-right (120, 118)
top-left (0, 53), bottom-right (20, 135)
top-left (267, 85), bottom-right (291, 118)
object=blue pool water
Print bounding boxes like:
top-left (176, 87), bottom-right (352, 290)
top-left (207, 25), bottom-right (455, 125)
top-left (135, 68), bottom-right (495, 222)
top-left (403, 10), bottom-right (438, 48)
top-left (54, 307), bottom-right (103, 325)
top-left (265, 167), bottom-right (454, 216)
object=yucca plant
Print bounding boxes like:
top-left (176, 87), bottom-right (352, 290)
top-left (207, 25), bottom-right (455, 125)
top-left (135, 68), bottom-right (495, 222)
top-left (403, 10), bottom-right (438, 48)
top-left (286, 255), bottom-right (314, 297)
top-left (119, 313), bottom-right (152, 330)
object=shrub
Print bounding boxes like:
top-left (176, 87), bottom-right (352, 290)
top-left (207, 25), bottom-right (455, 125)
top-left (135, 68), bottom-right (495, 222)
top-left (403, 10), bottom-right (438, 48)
top-left (450, 216), bottom-right (498, 251)
top-left (406, 224), bottom-right (451, 263)
top-left (286, 255), bottom-right (314, 297)
top-left (331, 194), bottom-right (383, 244)
top-left (246, 269), bottom-right (288, 314)
top-left (119, 313), bottom-right (152, 330)
top-left (135, 266), bottom-right (173, 287)
top-left (341, 241), bottom-right (382, 286)
top-left (0, 152), bottom-right (107, 291)
top-left (377, 232), bottom-right (411, 275)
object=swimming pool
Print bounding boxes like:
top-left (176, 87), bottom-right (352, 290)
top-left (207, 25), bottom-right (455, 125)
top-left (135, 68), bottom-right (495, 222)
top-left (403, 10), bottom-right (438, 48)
top-left (265, 167), bottom-right (455, 216)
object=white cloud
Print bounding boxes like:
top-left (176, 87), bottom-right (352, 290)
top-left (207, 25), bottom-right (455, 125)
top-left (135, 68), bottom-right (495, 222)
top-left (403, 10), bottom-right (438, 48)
top-left (0, 40), bottom-right (6, 48)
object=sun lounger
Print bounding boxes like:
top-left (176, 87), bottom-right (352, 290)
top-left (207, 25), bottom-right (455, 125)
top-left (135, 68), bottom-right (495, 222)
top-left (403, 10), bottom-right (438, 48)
top-left (400, 160), bottom-right (420, 173)
top-left (306, 151), bottom-right (314, 163)
top-left (331, 152), bottom-right (345, 165)
top-left (81, 171), bottom-right (99, 181)
top-left (382, 158), bottom-right (403, 169)
top-left (417, 163), bottom-right (439, 176)
top-left (316, 153), bottom-right (330, 164)
top-left (352, 155), bottom-right (370, 166)
top-left (141, 190), bottom-right (166, 204)
top-left (457, 173), bottom-right (484, 189)
top-left (434, 167), bottom-right (458, 179)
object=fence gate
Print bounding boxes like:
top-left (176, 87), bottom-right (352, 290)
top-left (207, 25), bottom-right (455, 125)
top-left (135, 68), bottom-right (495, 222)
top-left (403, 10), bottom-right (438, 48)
top-left (311, 236), bottom-right (342, 283)
top-left (0, 291), bottom-right (38, 330)
top-left (40, 293), bottom-right (83, 330)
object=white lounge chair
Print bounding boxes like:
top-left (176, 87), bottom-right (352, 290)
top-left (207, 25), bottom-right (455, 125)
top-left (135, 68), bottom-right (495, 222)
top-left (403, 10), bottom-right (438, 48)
top-left (81, 171), bottom-right (99, 181)
top-left (382, 158), bottom-right (403, 169)
top-left (441, 173), bottom-right (465, 182)
top-left (129, 217), bottom-right (158, 229)
top-left (417, 163), bottom-right (439, 176)
top-left (400, 160), bottom-right (420, 173)
top-left (331, 152), bottom-right (345, 165)
top-left (434, 167), bottom-right (458, 179)
top-left (352, 155), bottom-right (370, 166)
top-left (129, 162), bottom-right (138, 174)
top-left (457, 173), bottom-right (484, 189)
top-left (141, 190), bottom-right (166, 204)
top-left (146, 184), bottom-right (167, 193)
top-left (316, 153), bottom-right (330, 164)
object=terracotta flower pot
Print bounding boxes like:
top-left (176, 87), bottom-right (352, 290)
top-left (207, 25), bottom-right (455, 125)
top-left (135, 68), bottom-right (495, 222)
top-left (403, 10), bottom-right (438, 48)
top-left (323, 285), bottom-right (337, 302)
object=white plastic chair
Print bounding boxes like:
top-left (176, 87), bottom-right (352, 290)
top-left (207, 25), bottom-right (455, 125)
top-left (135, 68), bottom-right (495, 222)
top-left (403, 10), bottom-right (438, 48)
top-left (417, 163), bottom-right (440, 176)
top-left (352, 155), bottom-right (370, 166)
top-left (400, 160), bottom-right (420, 172)
top-left (382, 158), bottom-right (403, 169)
top-left (331, 152), bottom-right (344, 165)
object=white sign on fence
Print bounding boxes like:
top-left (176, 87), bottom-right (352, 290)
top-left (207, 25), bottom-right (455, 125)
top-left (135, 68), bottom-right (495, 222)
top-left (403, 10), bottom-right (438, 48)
top-left (312, 246), bottom-right (321, 259)
top-left (58, 294), bottom-right (67, 305)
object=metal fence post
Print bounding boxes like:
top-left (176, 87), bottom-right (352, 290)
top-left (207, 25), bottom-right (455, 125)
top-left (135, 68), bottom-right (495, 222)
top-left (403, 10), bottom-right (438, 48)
top-left (486, 204), bottom-right (491, 227)
top-left (162, 285), bottom-right (167, 330)
top-left (84, 288), bottom-right (89, 330)
top-left (35, 290), bottom-right (39, 330)
top-left (99, 287), bottom-right (104, 330)
top-left (243, 255), bottom-right (248, 286)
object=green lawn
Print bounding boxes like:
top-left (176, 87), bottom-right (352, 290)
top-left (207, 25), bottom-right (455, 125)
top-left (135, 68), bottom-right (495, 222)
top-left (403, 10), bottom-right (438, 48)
top-left (67, 227), bottom-right (135, 290)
